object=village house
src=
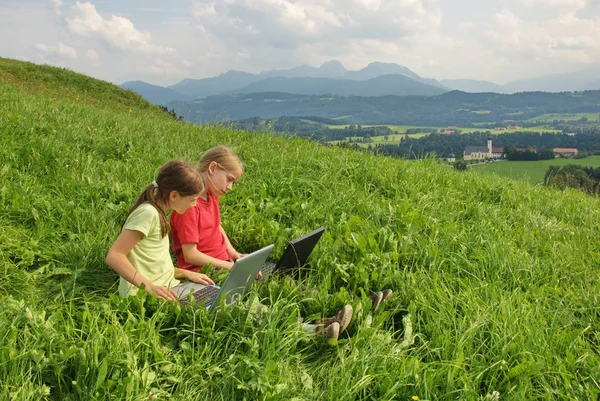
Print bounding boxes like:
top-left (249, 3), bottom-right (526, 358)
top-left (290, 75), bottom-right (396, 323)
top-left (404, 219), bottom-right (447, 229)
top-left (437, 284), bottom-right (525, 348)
top-left (491, 147), bottom-right (504, 159)
top-left (553, 148), bottom-right (578, 157)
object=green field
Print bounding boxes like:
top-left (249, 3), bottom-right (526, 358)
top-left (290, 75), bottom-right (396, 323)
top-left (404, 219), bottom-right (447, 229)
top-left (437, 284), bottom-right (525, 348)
top-left (528, 113), bottom-right (600, 123)
top-left (328, 133), bottom-right (427, 147)
top-left (326, 125), bottom-right (561, 148)
top-left (1, 58), bottom-right (600, 400)
top-left (471, 156), bottom-right (600, 183)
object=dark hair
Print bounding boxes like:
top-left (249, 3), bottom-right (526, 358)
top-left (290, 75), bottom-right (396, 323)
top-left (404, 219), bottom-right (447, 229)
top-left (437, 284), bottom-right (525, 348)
top-left (126, 159), bottom-right (204, 237)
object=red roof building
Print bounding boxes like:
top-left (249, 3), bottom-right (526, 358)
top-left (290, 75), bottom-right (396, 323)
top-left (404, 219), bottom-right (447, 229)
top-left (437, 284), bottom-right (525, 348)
top-left (553, 148), bottom-right (578, 154)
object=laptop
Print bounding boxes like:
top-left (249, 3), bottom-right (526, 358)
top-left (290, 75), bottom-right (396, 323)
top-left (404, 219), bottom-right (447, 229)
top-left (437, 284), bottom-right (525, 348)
top-left (260, 227), bottom-right (325, 279)
top-left (179, 244), bottom-right (274, 312)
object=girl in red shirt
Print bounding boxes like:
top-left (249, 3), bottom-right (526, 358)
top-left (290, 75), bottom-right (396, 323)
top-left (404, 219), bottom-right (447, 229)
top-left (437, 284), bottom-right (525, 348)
top-left (170, 145), bottom-right (246, 272)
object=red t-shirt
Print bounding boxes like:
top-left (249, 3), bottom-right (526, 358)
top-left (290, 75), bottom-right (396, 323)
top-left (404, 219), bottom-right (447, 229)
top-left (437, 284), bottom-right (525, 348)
top-left (170, 193), bottom-right (229, 270)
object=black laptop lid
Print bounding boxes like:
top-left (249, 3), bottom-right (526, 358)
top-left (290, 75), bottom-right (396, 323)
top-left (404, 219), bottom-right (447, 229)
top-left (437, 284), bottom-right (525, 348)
top-left (275, 227), bottom-right (325, 272)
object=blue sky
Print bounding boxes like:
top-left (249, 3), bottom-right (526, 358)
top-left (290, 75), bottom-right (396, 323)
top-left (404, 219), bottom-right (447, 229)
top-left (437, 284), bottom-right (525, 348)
top-left (1, 0), bottom-right (599, 86)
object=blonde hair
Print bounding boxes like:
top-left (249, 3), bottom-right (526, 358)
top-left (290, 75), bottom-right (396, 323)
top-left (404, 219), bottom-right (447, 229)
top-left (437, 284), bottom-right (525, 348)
top-left (197, 145), bottom-right (243, 175)
top-left (126, 159), bottom-right (204, 238)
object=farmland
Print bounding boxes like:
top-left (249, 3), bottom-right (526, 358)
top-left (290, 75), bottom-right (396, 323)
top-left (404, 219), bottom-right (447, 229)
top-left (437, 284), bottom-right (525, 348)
top-left (1, 58), bottom-right (599, 400)
top-left (327, 124), bottom-right (561, 135)
top-left (528, 113), bottom-right (600, 123)
top-left (325, 124), bottom-right (562, 148)
top-left (471, 156), bottom-right (600, 183)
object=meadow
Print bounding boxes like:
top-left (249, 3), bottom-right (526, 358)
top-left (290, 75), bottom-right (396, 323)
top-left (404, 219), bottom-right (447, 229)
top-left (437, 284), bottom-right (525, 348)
top-left (528, 113), bottom-right (600, 123)
top-left (471, 156), bottom-right (600, 183)
top-left (1, 58), bottom-right (599, 400)
top-left (326, 125), bottom-right (561, 148)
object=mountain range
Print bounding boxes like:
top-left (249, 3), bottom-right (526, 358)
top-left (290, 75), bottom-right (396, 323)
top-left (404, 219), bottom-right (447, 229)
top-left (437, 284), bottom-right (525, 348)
top-left (122, 61), bottom-right (450, 104)
top-left (121, 60), bottom-right (600, 106)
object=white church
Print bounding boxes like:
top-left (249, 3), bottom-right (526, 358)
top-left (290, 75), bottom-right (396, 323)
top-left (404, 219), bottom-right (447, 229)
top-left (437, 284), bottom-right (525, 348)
top-left (463, 138), bottom-right (504, 161)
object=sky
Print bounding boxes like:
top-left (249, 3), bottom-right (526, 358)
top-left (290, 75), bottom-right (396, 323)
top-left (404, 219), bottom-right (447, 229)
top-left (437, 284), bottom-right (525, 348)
top-left (1, 0), bottom-right (600, 86)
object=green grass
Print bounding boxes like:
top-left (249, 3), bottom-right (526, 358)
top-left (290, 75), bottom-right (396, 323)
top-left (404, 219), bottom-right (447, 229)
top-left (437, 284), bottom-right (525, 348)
top-left (325, 124), bottom-right (561, 138)
top-left (528, 113), bottom-right (600, 123)
top-left (471, 156), bottom-right (600, 183)
top-left (1, 57), bottom-right (600, 400)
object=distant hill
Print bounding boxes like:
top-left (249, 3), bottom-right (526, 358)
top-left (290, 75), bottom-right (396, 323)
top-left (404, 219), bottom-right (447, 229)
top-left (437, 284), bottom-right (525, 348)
top-left (167, 90), bottom-right (600, 126)
top-left (120, 81), bottom-right (192, 105)
top-left (258, 60), bottom-right (347, 79)
top-left (168, 70), bottom-right (262, 98)
top-left (442, 65), bottom-right (600, 93)
top-left (123, 61), bottom-right (600, 105)
top-left (440, 79), bottom-right (505, 93)
top-left (228, 74), bottom-right (447, 97)
top-left (125, 60), bottom-right (446, 104)
top-left (503, 66), bottom-right (600, 93)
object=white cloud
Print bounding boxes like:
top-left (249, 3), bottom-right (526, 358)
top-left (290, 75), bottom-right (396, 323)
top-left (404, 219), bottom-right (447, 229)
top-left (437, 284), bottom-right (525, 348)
top-left (66, 1), bottom-right (176, 55)
top-left (354, 0), bottom-right (381, 11)
top-left (35, 42), bottom-right (78, 59)
top-left (522, 0), bottom-right (586, 9)
top-left (496, 10), bottom-right (519, 26)
top-left (191, 0), bottom-right (441, 49)
top-left (136, 59), bottom-right (189, 77)
top-left (86, 49), bottom-right (98, 60)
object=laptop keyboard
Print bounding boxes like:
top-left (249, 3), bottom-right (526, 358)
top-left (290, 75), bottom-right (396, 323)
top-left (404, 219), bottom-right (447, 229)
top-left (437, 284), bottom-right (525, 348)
top-left (179, 285), bottom-right (220, 307)
top-left (262, 261), bottom-right (276, 276)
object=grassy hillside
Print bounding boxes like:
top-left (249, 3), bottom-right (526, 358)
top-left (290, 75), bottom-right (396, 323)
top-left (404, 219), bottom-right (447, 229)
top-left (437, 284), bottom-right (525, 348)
top-left (1, 58), bottom-right (599, 400)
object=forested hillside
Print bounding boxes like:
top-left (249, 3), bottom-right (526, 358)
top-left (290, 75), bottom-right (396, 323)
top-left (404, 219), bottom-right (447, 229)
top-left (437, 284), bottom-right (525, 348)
top-left (167, 90), bottom-right (600, 125)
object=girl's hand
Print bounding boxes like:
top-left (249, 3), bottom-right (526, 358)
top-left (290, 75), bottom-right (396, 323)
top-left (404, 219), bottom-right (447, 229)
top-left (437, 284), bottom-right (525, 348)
top-left (147, 284), bottom-right (178, 301)
top-left (186, 271), bottom-right (215, 286)
top-left (228, 249), bottom-right (246, 261)
top-left (255, 270), bottom-right (263, 280)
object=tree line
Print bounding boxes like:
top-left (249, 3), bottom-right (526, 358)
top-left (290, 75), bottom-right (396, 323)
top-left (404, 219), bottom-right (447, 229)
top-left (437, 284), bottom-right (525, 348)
top-left (544, 164), bottom-right (600, 195)
top-left (372, 131), bottom-right (600, 159)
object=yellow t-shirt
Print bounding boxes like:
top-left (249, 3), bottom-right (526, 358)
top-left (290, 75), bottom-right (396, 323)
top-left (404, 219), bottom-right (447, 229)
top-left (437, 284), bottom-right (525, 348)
top-left (118, 203), bottom-right (180, 297)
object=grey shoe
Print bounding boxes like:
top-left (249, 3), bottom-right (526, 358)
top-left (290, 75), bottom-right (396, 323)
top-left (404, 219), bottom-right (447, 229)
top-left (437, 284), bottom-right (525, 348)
top-left (334, 304), bottom-right (353, 333)
top-left (369, 291), bottom-right (384, 312)
top-left (326, 321), bottom-right (340, 339)
top-left (317, 321), bottom-right (340, 339)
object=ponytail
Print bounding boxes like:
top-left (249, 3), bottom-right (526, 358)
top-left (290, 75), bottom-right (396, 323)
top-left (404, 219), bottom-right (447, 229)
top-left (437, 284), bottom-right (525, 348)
top-left (125, 160), bottom-right (204, 237)
top-left (126, 184), bottom-right (169, 237)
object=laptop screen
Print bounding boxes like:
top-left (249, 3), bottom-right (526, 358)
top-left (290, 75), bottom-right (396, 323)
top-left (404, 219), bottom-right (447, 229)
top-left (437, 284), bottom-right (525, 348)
top-left (275, 227), bottom-right (325, 271)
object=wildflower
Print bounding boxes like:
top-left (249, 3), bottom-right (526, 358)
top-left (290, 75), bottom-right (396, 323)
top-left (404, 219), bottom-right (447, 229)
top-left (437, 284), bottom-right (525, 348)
top-left (129, 109), bottom-right (132, 113)
top-left (412, 397), bottom-right (419, 401)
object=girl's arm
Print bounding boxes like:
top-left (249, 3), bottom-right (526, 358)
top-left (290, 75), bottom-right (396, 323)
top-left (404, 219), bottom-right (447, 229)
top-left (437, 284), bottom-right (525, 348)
top-left (181, 243), bottom-right (234, 270)
top-left (220, 225), bottom-right (245, 261)
top-left (174, 267), bottom-right (215, 286)
top-left (106, 230), bottom-right (178, 301)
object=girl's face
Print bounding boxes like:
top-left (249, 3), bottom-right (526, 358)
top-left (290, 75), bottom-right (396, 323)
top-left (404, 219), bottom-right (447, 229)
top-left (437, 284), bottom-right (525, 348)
top-left (206, 162), bottom-right (242, 196)
top-left (169, 192), bottom-right (201, 214)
